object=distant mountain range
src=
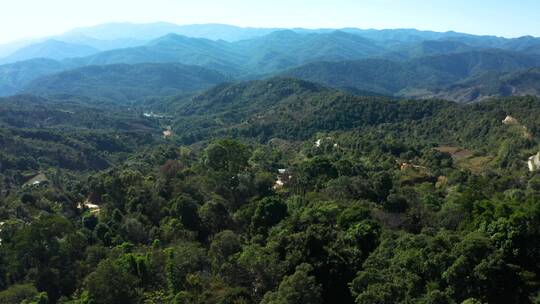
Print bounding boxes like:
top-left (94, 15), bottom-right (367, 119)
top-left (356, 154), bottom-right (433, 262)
top-left (0, 23), bottom-right (540, 102)
top-left (0, 23), bottom-right (281, 63)
top-left (0, 40), bottom-right (99, 64)
top-left (2, 22), bottom-right (540, 64)
top-left (62, 22), bottom-right (280, 42)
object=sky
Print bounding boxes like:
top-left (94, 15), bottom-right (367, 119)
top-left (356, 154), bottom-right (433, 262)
top-left (1, 0), bottom-right (540, 43)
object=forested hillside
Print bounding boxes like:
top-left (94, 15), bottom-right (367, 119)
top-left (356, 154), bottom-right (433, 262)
top-left (0, 95), bottom-right (163, 194)
top-left (408, 68), bottom-right (540, 103)
top-left (2, 77), bottom-right (540, 303)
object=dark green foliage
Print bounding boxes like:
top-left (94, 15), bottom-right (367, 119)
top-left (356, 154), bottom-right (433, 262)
top-left (2, 79), bottom-right (540, 304)
top-left (250, 197), bottom-right (288, 236)
top-left (85, 258), bottom-right (141, 304)
top-left (166, 243), bottom-right (208, 294)
top-left (261, 263), bottom-right (322, 304)
top-left (171, 77), bottom-right (457, 142)
top-left (169, 195), bottom-right (201, 231)
top-left (0, 284), bottom-right (43, 304)
top-left (424, 67), bottom-right (540, 103)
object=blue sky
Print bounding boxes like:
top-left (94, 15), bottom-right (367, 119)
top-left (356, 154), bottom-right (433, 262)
top-left (1, 0), bottom-right (539, 43)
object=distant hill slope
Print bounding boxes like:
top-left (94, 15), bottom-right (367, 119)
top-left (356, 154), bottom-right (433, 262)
top-left (164, 78), bottom-right (540, 152)
top-left (23, 63), bottom-right (230, 102)
top-left (501, 36), bottom-right (540, 53)
top-left (344, 28), bottom-right (505, 45)
top-left (74, 31), bottom-right (387, 75)
top-left (282, 59), bottom-right (408, 95)
top-left (0, 95), bottom-right (158, 130)
top-left (0, 59), bottom-right (73, 96)
top-left (381, 40), bottom-right (478, 60)
top-left (170, 77), bottom-right (456, 142)
top-left (0, 95), bottom-right (163, 175)
top-left (176, 77), bottom-right (329, 117)
top-left (405, 68), bottom-right (540, 103)
top-left (0, 40), bottom-right (98, 64)
top-left (282, 50), bottom-right (540, 97)
top-left (72, 34), bottom-right (245, 75)
top-left (234, 30), bottom-right (385, 73)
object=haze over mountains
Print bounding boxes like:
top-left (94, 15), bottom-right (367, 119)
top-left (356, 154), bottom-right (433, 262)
top-left (0, 40), bottom-right (99, 64)
top-left (1, 22), bottom-right (540, 102)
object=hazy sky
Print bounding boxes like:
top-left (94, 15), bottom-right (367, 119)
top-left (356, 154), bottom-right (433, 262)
top-left (1, 0), bottom-right (539, 43)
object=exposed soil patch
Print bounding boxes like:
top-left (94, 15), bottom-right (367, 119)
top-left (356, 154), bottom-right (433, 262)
top-left (435, 146), bottom-right (473, 159)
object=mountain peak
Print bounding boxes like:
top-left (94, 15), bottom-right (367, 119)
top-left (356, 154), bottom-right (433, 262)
top-left (146, 33), bottom-right (211, 46)
top-left (264, 30), bottom-right (303, 39)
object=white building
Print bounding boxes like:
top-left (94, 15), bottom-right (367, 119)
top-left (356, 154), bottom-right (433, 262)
top-left (528, 152), bottom-right (540, 172)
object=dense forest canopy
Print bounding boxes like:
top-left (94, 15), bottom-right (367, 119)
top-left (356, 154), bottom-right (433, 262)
top-left (2, 78), bottom-right (540, 303)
